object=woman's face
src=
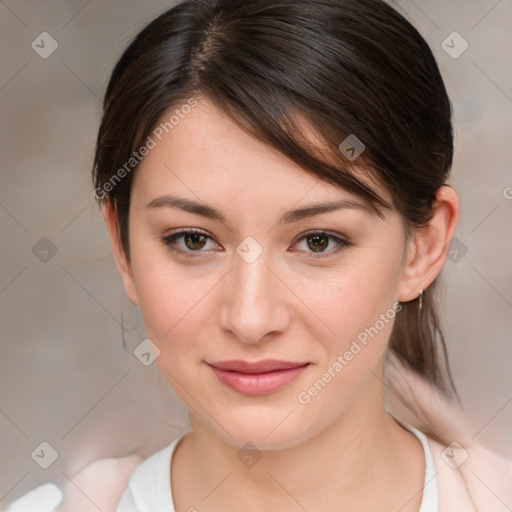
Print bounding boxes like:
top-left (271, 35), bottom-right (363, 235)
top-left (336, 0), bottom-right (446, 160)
top-left (119, 98), bottom-right (412, 449)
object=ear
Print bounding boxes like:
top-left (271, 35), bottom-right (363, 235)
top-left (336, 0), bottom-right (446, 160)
top-left (398, 185), bottom-right (460, 302)
top-left (102, 199), bottom-right (139, 306)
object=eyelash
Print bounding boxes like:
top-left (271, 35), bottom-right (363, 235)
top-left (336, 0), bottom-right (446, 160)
top-left (160, 228), bottom-right (351, 260)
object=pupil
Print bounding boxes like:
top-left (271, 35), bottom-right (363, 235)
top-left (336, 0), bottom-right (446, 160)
top-left (185, 233), bottom-right (207, 250)
top-left (308, 234), bottom-right (328, 252)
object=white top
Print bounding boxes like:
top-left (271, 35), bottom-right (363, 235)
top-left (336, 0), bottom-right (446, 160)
top-left (116, 423), bottom-right (438, 512)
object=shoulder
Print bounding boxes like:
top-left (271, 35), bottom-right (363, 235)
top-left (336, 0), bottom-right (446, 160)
top-left (385, 352), bottom-right (512, 509)
top-left (7, 435), bottom-right (187, 512)
top-left (55, 454), bottom-right (143, 512)
top-left (5, 454), bottom-right (142, 512)
top-left (427, 436), bottom-right (512, 511)
top-left (116, 436), bottom-right (183, 511)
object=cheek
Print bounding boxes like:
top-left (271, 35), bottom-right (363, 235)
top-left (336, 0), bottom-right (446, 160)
top-left (131, 264), bottom-right (219, 402)
top-left (293, 271), bottom-right (401, 424)
top-left (295, 248), bottom-right (403, 394)
top-left (127, 231), bottom-right (212, 348)
top-left (296, 249), bottom-right (403, 345)
top-left (132, 266), bottom-right (216, 348)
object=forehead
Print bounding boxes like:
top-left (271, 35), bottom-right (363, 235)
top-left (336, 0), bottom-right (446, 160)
top-left (131, 98), bottom-right (390, 209)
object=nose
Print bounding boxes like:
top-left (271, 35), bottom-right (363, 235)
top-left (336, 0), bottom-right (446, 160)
top-left (219, 247), bottom-right (291, 345)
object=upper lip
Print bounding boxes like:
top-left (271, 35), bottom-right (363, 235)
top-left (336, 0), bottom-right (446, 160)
top-left (208, 359), bottom-right (310, 374)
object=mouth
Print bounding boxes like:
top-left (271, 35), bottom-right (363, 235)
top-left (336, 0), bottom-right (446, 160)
top-left (207, 359), bottom-right (311, 395)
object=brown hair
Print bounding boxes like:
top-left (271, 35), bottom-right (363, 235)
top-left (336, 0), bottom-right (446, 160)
top-left (93, 0), bottom-right (458, 399)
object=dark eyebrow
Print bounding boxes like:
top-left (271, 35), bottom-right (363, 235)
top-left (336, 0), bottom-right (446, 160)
top-left (278, 199), bottom-right (373, 224)
top-left (146, 195), bottom-right (374, 225)
top-left (146, 195), bottom-right (227, 223)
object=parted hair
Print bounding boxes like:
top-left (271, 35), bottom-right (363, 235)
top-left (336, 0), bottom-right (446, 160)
top-left (93, 0), bottom-right (458, 399)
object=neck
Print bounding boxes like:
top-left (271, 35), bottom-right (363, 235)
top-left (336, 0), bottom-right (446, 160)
top-left (174, 364), bottom-right (425, 511)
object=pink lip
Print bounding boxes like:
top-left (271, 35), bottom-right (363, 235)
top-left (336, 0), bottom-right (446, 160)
top-left (207, 359), bottom-right (310, 395)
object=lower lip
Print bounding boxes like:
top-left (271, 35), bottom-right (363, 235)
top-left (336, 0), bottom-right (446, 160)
top-left (209, 364), bottom-right (309, 395)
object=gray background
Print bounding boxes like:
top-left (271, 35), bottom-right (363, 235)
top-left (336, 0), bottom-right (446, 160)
top-left (1, 0), bottom-right (511, 506)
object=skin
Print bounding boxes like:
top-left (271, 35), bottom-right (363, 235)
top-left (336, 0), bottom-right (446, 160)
top-left (104, 98), bottom-right (459, 511)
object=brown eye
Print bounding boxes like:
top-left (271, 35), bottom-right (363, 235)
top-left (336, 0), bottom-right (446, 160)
top-left (183, 232), bottom-right (208, 250)
top-left (292, 230), bottom-right (351, 258)
top-left (306, 233), bottom-right (330, 252)
top-left (160, 229), bottom-right (220, 257)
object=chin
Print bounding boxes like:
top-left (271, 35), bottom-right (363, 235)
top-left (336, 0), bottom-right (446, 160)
top-left (209, 413), bottom-right (314, 452)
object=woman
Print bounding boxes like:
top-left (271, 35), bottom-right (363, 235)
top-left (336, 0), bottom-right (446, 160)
top-left (7, 0), bottom-right (511, 511)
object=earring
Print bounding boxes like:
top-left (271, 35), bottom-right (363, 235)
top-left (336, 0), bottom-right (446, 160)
top-left (418, 289), bottom-right (423, 312)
